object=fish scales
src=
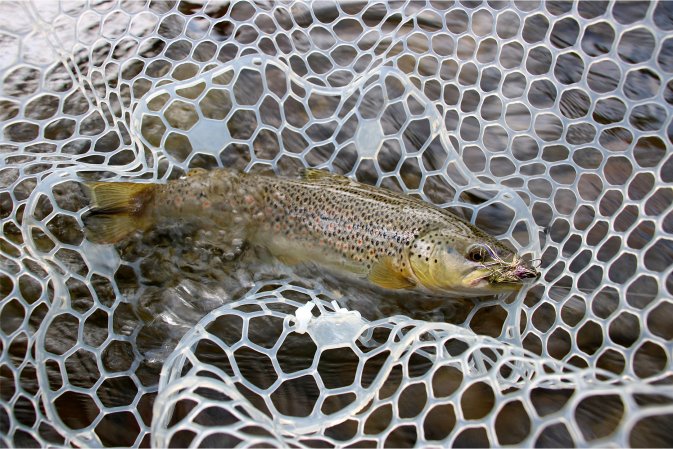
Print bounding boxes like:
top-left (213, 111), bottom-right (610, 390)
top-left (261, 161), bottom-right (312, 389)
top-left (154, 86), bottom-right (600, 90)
top-left (254, 175), bottom-right (442, 271)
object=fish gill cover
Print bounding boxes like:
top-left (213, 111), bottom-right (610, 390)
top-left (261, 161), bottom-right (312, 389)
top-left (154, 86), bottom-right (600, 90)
top-left (0, 0), bottom-right (672, 447)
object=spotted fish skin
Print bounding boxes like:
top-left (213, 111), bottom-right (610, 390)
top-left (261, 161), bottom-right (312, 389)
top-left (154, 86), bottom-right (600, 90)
top-left (251, 173), bottom-right (476, 279)
top-left (86, 168), bottom-right (533, 295)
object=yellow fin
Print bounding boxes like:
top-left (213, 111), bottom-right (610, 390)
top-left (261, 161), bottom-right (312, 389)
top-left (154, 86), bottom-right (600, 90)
top-left (85, 182), bottom-right (156, 213)
top-left (369, 258), bottom-right (415, 290)
top-left (83, 214), bottom-right (147, 244)
top-left (301, 168), bottom-right (349, 183)
top-left (84, 181), bottom-right (157, 243)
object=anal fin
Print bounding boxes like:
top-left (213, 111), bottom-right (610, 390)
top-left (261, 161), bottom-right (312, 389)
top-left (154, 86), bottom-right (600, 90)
top-left (369, 257), bottom-right (415, 290)
top-left (276, 253), bottom-right (302, 266)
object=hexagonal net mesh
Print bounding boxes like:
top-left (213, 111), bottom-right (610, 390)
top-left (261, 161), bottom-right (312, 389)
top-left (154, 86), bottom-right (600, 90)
top-left (0, 0), bottom-right (672, 447)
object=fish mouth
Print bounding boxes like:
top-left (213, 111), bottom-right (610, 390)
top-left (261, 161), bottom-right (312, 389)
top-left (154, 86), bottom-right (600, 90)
top-left (465, 260), bottom-right (539, 288)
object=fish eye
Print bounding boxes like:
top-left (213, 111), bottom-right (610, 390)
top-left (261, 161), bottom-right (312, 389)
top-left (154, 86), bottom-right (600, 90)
top-left (466, 244), bottom-right (487, 262)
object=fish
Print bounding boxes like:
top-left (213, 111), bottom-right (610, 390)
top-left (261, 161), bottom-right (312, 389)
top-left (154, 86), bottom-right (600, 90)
top-left (83, 168), bottom-right (538, 297)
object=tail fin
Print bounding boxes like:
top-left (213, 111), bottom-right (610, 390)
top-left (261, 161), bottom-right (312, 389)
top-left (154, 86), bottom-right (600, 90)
top-left (83, 182), bottom-right (157, 244)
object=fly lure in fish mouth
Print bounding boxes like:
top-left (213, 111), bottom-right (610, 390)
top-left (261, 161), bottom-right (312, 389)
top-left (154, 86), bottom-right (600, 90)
top-left (471, 244), bottom-right (535, 282)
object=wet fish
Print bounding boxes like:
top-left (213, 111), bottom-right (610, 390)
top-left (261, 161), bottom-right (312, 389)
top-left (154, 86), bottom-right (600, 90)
top-left (83, 168), bottom-right (538, 297)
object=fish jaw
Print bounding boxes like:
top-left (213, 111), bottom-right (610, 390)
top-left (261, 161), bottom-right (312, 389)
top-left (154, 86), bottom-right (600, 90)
top-left (462, 267), bottom-right (493, 288)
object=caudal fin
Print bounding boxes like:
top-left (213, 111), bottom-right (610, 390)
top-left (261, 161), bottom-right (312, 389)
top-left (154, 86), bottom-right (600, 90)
top-left (83, 182), bottom-right (157, 244)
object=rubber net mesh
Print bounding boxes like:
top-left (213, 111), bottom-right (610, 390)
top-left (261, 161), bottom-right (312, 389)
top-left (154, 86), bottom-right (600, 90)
top-left (1, 0), bottom-right (672, 447)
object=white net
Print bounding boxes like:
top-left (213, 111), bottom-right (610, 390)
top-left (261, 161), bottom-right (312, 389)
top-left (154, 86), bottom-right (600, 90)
top-left (0, 0), bottom-right (672, 447)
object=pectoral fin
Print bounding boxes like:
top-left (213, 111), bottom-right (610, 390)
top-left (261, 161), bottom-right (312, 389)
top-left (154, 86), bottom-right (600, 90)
top-left (369, 258), bottom-right (415, 290)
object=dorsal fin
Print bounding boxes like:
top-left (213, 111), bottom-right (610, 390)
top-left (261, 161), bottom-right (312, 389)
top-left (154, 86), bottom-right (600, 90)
top-left (249, 167), bottom-right (276, 177)
top-left (187, 168), bottom-right (208, 177)
top-left (301, 168), bottom-right (350, 184)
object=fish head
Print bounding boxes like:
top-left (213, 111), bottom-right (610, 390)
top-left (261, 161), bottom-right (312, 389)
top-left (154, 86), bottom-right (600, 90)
top-left (408, 227), bottom-right (538, 296)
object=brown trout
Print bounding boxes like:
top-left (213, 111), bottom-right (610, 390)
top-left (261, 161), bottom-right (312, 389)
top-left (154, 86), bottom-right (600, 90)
top-left (83, 168), bottom-right (537, 296)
